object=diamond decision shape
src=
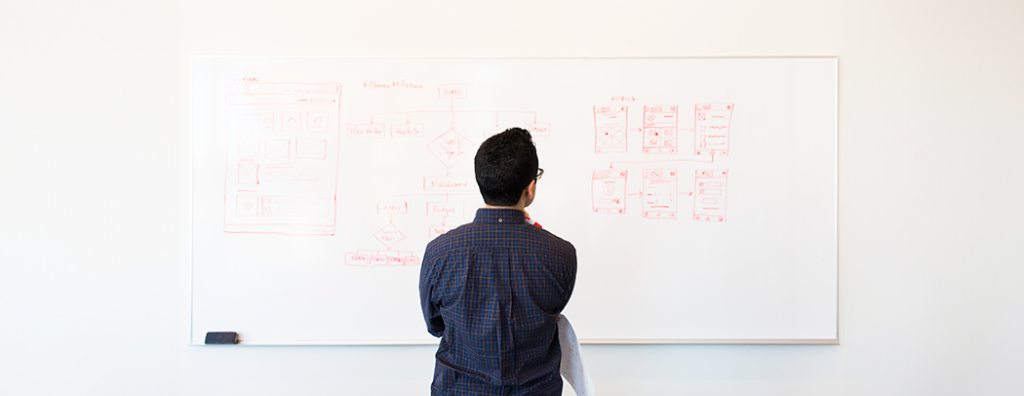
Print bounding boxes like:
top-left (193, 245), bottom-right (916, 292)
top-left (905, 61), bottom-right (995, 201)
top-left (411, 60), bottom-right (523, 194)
top-left (374, 223), bottom-right (405, 248)
top-left (427, 129), bottom-right (472, 168)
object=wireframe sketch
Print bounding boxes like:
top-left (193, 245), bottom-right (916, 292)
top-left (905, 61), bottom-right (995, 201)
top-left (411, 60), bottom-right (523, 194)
top-left (223, 83), bottom-right (341, 235)
top-left (642, 169), bottom-right (678, 219)
top-left (694, 103), bottom-right (733, 156)
top-left (592, 170), bottom-right (628, 214)
top-left (643, 105), bottom-right (678, 154)
top-left (594, 106), bottom-right (628, 154)
top-left (693, 169), bottom-right (728, 222)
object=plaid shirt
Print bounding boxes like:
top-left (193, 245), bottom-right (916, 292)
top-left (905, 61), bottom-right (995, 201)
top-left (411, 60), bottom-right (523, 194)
top-left (420, 209), bottom-right (577, 395)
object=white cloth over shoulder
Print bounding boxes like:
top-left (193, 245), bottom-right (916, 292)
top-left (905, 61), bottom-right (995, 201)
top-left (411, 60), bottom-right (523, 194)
top-left (558, 314), bottom-right (595, 396)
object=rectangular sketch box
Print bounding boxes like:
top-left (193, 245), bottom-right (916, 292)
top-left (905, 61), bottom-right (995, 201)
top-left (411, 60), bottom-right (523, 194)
top-left (258, 113), bottom-right (275, 133)
top-left (438, 83), bottom-right (468, 99)
top-left (526, 123), bottom-right (551, 137)
top-left (693, 169), bottom-right (728, 222)
top-left (237, 113), bottom-right (256, 134)
top-left (347, 123), bottom-right (386, 138)
top-left (296, 139), bottom-right (327, 159)
top-left (265, 139), bottom-right (290, 158)
top-left (594, 106), bottom-right (628, 154)
top-left (423, 175), bottom-right (473, 191)
top-left (429, 225), bottom-right (453, 237)
top-left (262, 173), bottom-right (292, 182)
top-left (391, 124), bottom-right (424, 138)
top-left (642, 169), bottom-right (678, 219)
top-left (426, 201), bottom-right (465, 217)
top-left (592, 170), bottom-right (628, 214)
top-left (261, 196), bottom-right (330, 218)
top-left (377, 202), bottom-right (408, 214)
top-left (370, 254), bottom-right (389, 267)
top-left (643, 105), bottom-right (678, 154)
top-left (238, 138), bottom-right (260, 157)
top-left (281, 112), bottom-right (302, 132)
top-left (345, 252), bottom-right (370, 267)
top-left (307, 112), bottom-right (329, 133)
top-left (236, 195), bottom-right (260, 217)
top-left (237, 163), bottom-right (259, 185)
top-left (694, 103), bottom-right (734, 156)
top-left (385, 251), bottom-right (405, 266)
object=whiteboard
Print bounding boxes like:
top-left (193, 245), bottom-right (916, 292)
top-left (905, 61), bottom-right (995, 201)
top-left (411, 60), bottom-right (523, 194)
top-left (191, 57), bottom-right (837, 345)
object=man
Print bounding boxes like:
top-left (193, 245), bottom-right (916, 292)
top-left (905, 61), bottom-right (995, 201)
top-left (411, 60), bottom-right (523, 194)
top-left (419, 127), bottom-right (577, 395)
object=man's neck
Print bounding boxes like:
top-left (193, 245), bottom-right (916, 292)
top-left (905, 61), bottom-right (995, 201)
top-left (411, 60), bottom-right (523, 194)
top-left (483, 204), bottom-right (526, 212)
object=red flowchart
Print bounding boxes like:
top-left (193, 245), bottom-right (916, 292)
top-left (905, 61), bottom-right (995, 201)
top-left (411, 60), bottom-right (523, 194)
top-left (339, 83), bottom-right (551, 267)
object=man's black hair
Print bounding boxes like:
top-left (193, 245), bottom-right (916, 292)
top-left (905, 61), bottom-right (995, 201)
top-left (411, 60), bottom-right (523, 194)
top-left (474, 127), bottom-right (538, 206)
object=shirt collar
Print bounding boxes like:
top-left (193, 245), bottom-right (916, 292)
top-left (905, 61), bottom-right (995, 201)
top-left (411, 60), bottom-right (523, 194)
top-left (473, 208), bottom-right (527, 224)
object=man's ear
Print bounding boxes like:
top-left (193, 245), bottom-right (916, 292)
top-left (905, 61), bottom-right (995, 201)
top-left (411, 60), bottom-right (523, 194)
top-left (521, 179), bottom-right (537, 208)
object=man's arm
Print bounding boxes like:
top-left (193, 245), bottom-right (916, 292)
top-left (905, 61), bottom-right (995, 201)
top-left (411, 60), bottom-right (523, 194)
top-left (418, 250), bottom-right (445, 337)
top-left (556, 244), bottom-right (578, 313)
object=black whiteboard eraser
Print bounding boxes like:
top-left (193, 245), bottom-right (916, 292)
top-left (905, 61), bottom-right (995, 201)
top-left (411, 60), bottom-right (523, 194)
top-left (205, 331), bottom-right (239, 344)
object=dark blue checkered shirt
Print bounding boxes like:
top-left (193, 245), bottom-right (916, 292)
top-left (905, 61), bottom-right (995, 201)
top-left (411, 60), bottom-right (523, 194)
top-left (420, 209), bottom-right (577, 395)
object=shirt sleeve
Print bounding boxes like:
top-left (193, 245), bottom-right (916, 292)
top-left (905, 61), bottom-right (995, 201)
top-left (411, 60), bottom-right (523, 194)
top-left (558, 245), bottom-right (578, 313)
top-left (419, 249), bottom-right (445, 338)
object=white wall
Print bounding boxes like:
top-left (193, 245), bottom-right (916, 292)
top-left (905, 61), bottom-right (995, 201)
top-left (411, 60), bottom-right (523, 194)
top-left (1, 0), bottom-right (1021, 395)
